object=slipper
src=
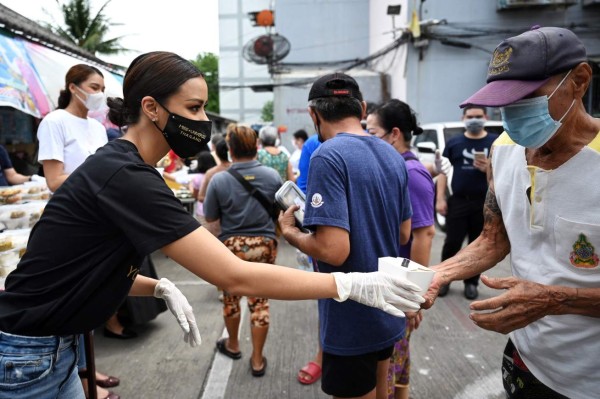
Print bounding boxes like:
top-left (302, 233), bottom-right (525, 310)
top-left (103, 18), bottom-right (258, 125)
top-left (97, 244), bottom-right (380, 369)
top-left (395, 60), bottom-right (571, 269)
top-left (216, 338), bottom-right (242, 360)
top-left (251, 357), bottom-right (267, 377)
top-left (297, 361), bottom-right (322, 385)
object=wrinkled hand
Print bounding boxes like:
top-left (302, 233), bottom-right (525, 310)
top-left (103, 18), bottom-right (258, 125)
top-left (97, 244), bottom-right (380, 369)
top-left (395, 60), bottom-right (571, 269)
top-left (406, 310), bottom-right (424, 330)
top-left (469, 275), bottom-right (554, 335)
top-left (434, 150), bottom-right (451, 175)
top-left (154, 278), bottom-right (202, 347)
top-left (421, 271), bottom-right (446, 309)
top-left (30, 174), bottom-right (45, 183)
top-left (332, 272), bottom-right (425, 317)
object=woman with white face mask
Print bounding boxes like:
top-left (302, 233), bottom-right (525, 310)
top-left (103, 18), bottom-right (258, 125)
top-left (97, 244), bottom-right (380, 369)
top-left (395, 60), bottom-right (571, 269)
top-left (37, 64), bottom-right (109, 193)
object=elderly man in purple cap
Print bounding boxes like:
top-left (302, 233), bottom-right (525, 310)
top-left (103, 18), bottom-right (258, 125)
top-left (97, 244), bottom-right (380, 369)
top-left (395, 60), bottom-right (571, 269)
top-left (423, 26), bottom-right (600, 399)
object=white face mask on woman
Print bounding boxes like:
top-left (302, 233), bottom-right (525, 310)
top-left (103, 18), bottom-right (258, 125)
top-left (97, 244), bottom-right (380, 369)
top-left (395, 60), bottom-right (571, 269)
top-left (75, 86), bottom-right (106, 112)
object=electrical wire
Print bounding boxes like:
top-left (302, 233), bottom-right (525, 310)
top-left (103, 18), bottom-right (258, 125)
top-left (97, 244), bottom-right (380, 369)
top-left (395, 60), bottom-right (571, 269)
top-left (220, 31), bottom-right (411, 90)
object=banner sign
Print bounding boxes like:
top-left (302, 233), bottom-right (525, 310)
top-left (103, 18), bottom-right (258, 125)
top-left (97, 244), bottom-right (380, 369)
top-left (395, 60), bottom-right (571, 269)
top-left (0, 32), bottom-right (51, 118)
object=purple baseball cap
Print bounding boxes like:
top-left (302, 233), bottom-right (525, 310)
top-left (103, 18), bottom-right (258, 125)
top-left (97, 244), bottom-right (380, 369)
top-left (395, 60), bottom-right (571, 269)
top-left (460, 26), bottom-right (587, 108)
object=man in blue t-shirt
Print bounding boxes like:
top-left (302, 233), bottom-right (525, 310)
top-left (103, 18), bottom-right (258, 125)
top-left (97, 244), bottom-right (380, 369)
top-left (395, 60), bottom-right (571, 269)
top-left (280, 73), bottom-right (418, 399)
top-left (296, 133), bottom-right (320, 193)
top-left (0, 145), bottom-right (40, 186)
top-left (435, 105), bottom-right (499, 300)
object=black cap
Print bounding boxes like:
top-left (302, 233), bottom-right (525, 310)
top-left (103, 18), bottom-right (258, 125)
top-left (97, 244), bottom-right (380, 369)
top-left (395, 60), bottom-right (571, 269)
top-left (308, 72), bottom-right (363, 102)
top-left (461, 26), bottom-right (587, 108)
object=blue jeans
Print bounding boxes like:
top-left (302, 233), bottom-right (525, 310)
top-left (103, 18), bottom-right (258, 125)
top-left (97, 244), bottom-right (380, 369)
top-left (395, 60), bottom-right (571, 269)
top-left (0, 332), bottom-right (84, 399)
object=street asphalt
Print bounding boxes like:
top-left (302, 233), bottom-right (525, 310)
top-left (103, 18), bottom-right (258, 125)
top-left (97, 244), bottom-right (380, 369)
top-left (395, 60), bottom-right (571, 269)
top-left (94, 228), bottom-right (511, 399)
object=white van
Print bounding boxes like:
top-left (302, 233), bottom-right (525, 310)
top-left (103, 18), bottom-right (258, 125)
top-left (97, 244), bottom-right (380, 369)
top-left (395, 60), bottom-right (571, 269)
top-left (411, 121), bottom-right (504, 230)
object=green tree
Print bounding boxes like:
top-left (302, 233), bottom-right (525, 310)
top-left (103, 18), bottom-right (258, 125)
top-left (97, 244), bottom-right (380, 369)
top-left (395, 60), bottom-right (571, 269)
top-left (190, 53), bottom-right (219, 114)
top-left (45, 0), bottom-right (128, 56)
top-left (261, 100), bottom-right (274, 122)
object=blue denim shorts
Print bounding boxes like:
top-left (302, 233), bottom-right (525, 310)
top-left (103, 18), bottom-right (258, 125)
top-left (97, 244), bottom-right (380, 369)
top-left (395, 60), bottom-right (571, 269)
top-left (0, 331), bottom-right (84, 399)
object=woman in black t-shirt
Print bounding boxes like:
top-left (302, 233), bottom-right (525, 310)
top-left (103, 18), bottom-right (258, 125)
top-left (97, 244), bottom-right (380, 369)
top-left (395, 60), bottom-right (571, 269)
top-left (0, 52), bottom-right (424, 399)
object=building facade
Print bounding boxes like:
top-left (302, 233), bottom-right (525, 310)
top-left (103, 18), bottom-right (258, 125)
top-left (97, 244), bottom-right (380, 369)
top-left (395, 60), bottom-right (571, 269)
top-left (404, 0), bottom-right (600, 123)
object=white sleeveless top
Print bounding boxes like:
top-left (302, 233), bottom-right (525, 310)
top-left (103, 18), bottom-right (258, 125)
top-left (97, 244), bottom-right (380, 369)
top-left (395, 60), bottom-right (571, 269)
top-left (492, 132), bottom-right (600, 399)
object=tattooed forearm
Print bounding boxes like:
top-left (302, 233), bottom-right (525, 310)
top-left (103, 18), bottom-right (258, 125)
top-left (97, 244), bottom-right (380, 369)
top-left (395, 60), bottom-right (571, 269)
top-left (484, 187), bottom-right (501, 216)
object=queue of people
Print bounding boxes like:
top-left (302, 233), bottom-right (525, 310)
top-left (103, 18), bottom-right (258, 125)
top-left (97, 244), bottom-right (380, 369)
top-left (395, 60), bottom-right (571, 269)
top-left (0, 25), bottom-right (597, 399)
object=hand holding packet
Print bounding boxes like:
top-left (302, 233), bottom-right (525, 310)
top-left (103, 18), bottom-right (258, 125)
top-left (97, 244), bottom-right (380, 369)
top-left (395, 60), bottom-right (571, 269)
top-left (275, 180), bottom-right (308, 232)
top-left (378, 257), bottom-right (436, 296)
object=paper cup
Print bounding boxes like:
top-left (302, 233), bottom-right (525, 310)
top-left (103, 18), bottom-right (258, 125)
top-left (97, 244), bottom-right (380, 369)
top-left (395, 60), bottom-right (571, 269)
top-left (378, 257), bottom-right (436, 296)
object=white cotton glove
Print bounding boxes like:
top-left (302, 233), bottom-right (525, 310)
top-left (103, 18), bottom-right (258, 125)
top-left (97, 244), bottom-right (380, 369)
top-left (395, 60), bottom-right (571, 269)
top-left (154, 278), bottom-right (202, 347)
top-left (434, 150), bottom-right (451, 175)
top-left (30, 174), bottom-right (46, 183)
top-left (332, 272), bottom-right (425, 317)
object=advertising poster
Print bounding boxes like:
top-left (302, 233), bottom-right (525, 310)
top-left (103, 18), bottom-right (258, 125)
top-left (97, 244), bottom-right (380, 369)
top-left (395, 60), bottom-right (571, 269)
top-left (0, 32), bottom-right (51, 118)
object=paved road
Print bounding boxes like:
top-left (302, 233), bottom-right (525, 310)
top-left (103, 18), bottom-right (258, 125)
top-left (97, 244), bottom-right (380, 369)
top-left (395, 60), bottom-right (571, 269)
top-left (94, 229), bottom-right (512, 399)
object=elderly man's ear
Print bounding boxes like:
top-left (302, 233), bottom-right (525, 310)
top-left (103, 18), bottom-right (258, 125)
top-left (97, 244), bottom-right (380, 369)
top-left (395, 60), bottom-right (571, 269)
top-left (571, 62), bottom-right (592, 98)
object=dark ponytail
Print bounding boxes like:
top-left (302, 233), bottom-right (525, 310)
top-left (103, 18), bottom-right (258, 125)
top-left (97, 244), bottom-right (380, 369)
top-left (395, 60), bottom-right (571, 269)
top-left (372, 99), bottom-right (422, 143)
top-left (107, 51), bottom-right (204, 127)
top-left (57, 64), bottom-right (103, 109)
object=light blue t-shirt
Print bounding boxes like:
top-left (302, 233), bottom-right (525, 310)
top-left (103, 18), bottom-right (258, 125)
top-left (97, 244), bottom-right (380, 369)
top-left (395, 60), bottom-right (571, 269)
top-left (304, 133), bottom-right (412, 356)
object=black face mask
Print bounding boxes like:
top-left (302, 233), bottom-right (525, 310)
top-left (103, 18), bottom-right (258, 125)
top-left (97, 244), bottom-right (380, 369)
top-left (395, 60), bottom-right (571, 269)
top-left (314, 113), bottom-right (324, 143)
top-left (153, 101), bottom-right (212, 158)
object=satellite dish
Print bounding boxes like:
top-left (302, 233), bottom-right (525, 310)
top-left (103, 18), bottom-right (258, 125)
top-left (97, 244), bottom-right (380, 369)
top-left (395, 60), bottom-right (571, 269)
top-left (242, 34), bottom-right (291, 65)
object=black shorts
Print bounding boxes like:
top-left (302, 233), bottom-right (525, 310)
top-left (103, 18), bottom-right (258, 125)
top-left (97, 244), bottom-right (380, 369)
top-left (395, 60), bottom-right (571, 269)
top-left (502, 339), bottom-right (568, 399)
top-left (321, 346), bottom-right (394, 398)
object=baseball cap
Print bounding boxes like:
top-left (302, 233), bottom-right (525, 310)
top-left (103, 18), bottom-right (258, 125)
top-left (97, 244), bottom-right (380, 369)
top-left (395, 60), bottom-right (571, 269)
top-left (460, 26), bottom-right (587, 108)
top-left (308, 72), bottom-right (363, 102)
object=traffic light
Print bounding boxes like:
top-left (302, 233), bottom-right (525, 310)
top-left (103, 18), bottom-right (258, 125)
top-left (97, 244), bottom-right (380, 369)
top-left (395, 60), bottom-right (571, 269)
top-left (248, 9), bottom-right (275, 27)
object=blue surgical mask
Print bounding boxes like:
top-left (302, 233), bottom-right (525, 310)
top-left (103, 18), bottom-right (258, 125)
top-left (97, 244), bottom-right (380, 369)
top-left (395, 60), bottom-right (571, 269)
top-left (500, 70), bottom-right (575, 149)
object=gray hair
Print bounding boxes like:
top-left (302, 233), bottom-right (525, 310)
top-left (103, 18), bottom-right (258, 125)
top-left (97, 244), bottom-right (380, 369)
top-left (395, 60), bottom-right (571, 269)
top-left (259, 125), bottom-right (278, 146)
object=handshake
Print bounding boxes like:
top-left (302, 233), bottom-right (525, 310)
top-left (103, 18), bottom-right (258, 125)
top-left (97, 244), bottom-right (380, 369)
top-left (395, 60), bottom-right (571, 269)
top-left (333, 258), bottom-right (436, 317)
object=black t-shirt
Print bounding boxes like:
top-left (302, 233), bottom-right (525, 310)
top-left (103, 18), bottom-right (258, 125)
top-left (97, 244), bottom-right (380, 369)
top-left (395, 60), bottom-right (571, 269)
top-left (0, 140), bottom-right (200, 336)
top-left (442, 133), bottom-right (498, 197)
top-left (0, 145), bottom-right (14, 186)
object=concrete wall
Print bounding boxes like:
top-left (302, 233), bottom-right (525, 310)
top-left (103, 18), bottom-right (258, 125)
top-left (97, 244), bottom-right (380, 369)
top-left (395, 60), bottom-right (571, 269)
top-left (218, 0), bottom-right (273, 124)
top-left (276, 0), bottom-right (369, 63)
top-left (272, 0), bottom-right (372, 147)
top-left (273, 71), bottom-right (388, 149)
top-left (405, 0), bottom-right (600, 124)
top-left (368, 0), bottom-right (409, 101)
top-left (219, 0), bottom-right (371, 126)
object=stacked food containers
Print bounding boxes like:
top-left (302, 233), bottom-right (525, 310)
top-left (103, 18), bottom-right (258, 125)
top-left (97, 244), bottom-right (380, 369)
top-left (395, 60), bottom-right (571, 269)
top-left (0, 182), bottom-right (50, 284)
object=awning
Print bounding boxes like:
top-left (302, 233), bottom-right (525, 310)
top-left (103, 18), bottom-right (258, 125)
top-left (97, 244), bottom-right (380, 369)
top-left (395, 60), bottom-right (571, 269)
top-left (24, 40), bottom-right (123, 108)
top-left (0, 32), bottom-right (52, 118)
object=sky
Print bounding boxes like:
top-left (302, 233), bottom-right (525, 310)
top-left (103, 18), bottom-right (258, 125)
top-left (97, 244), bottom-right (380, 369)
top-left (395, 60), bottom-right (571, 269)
top-left (0, 0), bottom-right (220, 68)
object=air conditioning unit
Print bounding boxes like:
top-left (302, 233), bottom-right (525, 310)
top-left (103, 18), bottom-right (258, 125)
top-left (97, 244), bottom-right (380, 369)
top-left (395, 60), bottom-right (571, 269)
top-left (582, 0), bottom-right (600, 6)
top-left (497, 0), bottom-right (577, 10)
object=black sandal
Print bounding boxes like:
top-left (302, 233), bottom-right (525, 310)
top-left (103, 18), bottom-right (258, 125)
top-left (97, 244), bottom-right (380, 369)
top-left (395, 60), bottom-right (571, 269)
top-left (216, 338), bottom-right (242, 360)
top-left (251, 357), bottom-right (267, 377)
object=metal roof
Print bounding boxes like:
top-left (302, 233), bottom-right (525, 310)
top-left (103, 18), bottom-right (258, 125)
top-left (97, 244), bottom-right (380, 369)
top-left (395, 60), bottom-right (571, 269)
top-left (0, 3), bottom-right (125, 74)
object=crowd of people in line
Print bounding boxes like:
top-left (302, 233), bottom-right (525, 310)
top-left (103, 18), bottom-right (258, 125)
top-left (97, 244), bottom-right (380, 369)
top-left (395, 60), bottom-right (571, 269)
top-left (0, 25), bottom-right (598, 399)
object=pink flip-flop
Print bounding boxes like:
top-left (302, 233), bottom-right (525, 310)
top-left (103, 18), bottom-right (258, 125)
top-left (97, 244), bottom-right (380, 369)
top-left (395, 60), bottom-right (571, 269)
top-left (297, 361), bottom-right (322, 385)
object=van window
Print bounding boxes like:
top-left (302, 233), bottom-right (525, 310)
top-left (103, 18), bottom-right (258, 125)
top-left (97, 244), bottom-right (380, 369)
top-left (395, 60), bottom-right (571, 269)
top-left (444, 127), bottom-right (466, 142)
top-left (414, 129), bottom-right (438, 148)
